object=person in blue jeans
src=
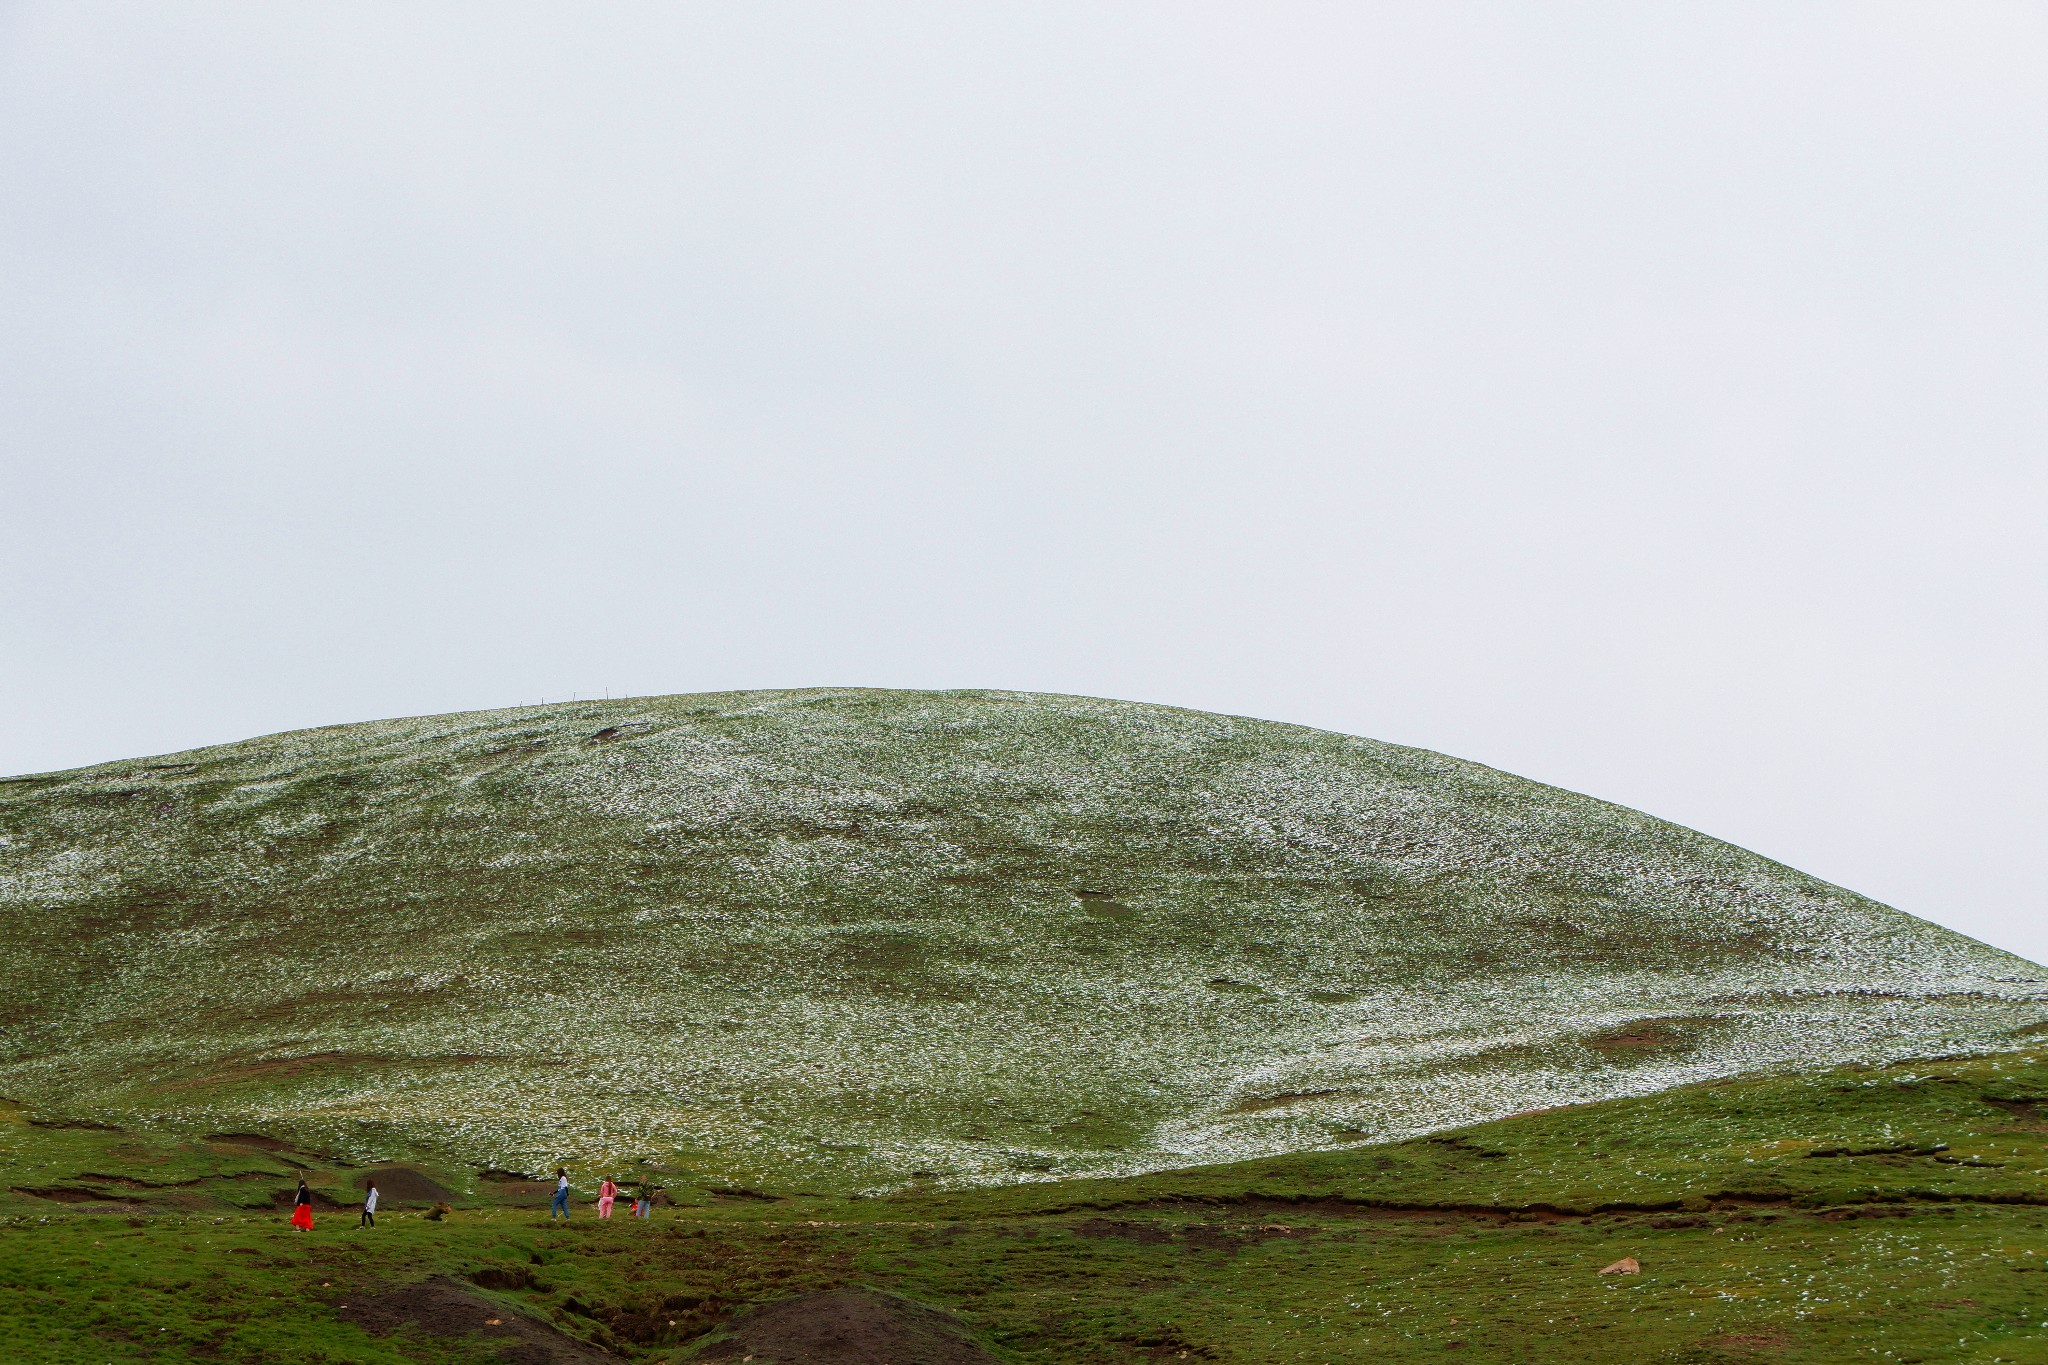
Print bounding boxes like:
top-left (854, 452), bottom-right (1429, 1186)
top-left (550, 1167), bottom-right (571, 1218)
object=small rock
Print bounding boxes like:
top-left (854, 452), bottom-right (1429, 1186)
top-left (1599, 1257), bottom-right (1640, 1275)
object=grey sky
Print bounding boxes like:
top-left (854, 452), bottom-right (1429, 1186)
top-left (3, 3), bottom-right (2043, 962)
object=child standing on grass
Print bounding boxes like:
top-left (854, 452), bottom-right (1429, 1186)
top-left (550, 1167), bottom-right (571, 1219)
top-left (633, 1183), bottom-right (652, 1219)
top-left (597, 1176), bottom-right (618, 1219)
top-left (360, 1180), bottom-right (378, 1228)
top-left (290, 1178), bottom-right (314, 1231)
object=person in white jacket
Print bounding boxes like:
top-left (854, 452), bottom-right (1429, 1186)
top-left (360, 1180), bottom-right (378, 1229)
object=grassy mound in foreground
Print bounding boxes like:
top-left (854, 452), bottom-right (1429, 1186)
top-left (4, 1048), bottom-right (2045, 1363)
top-left (3, 689), bottom-right (2043, 1189)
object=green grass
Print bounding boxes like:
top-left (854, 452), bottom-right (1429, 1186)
top-left (4, 1049), bottom-right (2046, 1363)
top-left (3, 689), bottom-right (2044, 1189)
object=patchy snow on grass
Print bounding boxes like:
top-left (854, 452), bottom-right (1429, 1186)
top-left (2, 688), bottom-right (2043, 1190)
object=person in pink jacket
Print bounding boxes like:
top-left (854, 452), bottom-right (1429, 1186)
top-left (597, 1176), bottom-right (618, 1219)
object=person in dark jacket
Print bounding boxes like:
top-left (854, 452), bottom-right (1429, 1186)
top-left (290, 1178), bottom-right (314, 1231)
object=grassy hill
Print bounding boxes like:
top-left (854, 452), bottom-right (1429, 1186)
top-left (2, 688), bottom-right (2043, 1191)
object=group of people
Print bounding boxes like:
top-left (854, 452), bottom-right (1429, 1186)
top-left (285, 1168), bottom-right (654, 1230)
top-left (286, 1176), bottom-right (377, 1230)
top-left (551, 1167), bottom-right (654, 1219)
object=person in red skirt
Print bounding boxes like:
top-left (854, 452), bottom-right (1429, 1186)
top-left (290, 1178), bottom-right (315, 1231)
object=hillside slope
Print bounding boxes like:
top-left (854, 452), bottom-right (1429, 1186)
top-left (1, 688), bottom-right (2042, 1188)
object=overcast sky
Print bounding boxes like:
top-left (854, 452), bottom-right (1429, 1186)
top-left (3, 3), bottom-right (2043, 962)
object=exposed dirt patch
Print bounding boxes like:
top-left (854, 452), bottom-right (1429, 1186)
top-left (337, 1276), bottom-right (608, 1364)
top-left (1698, 1326), bottom-right (1791, 1354)
top-left (11, 1185), bottom-right (146, 1204)
top-left (1805, 1143), bottom-right (1947, 1159)
top-left (1072, 1217), bottom-right (1318, 1252)
top-left (1115, 1326), bottom-right (1219, 1360)
top-left (161, 1051), bottom-right (391, 1089)
top-left (1584, 1020), bottom-right (1695, 1053)
top-left (1074, 1217), bottom-right (1173, 1245)
top-left (268, 1186), bottom-right (351, 1210)
top-left (706, 1185), bottom-right (784, 1202)
top-left (1228, 1089), bottom-right (1339, 1113)
top-left (1814, 1205), bottom-right (1915, 1222)
top-left (586, 723), bottom-right (651, 744)
top-left (470, 1267), bottom-right (541, 1291)
top-left (204, 1131), bottom-right (303, 1152)
top-left (357, 1165), bottom-right (459, 1206)
top-left (1424, 1136), bottom-right (1510, 1163)
top-left (1981, 1096), bottom-right (2048, 1129)
top-left (1046, 1193), bottom-right (1545, 1224)
top-left (1060, 1187), bottom-right (2048, 1232)
top-left (1058, 1189), bottom-right (1772, 1223)
top-left (690, 1289), bottom-right (999, 1365)
top-left (72, 1171), bottom-right (262, 1189)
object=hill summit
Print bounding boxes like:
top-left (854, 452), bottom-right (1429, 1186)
top-left (2, 688), bottom-right (2042, 1189)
